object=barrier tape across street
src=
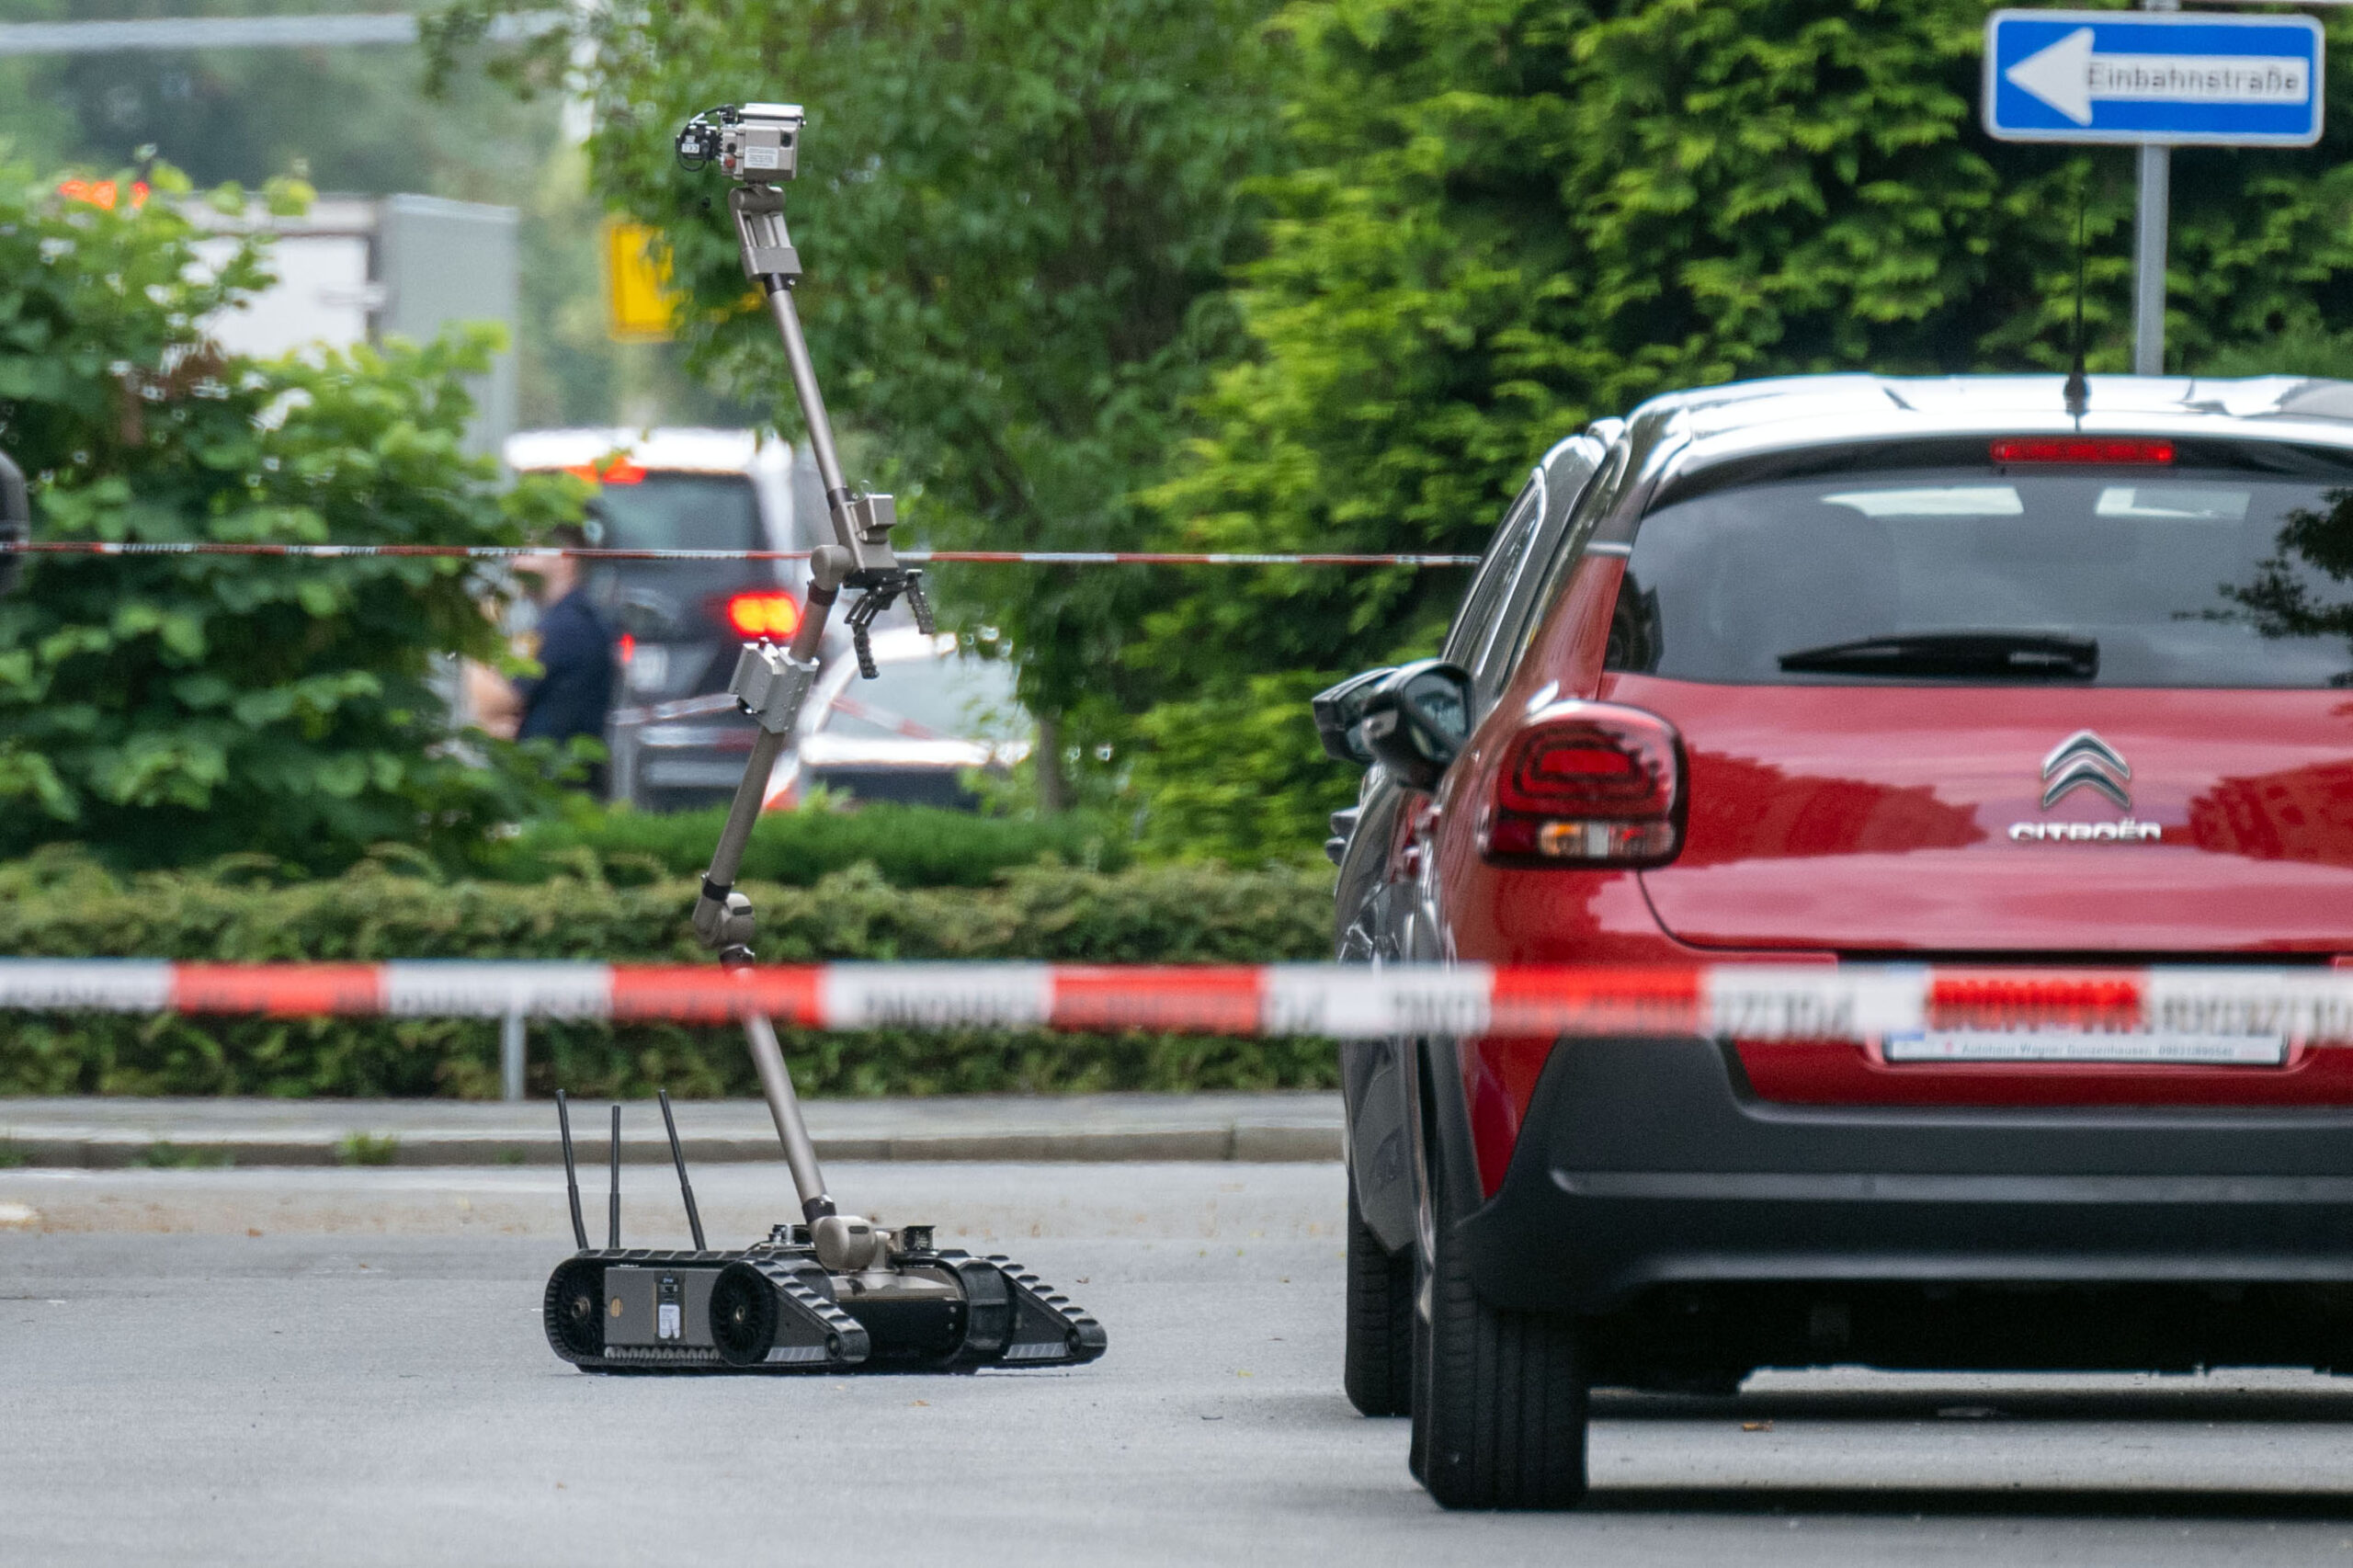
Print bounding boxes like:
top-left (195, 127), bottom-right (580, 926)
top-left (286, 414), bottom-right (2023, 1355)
top-left (0, 542), bottom-right (1483, 567)
top-left (3, 960), bottom-right (2352, 1043)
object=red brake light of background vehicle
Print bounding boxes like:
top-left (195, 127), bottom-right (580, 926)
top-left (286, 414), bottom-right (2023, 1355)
top-left (1479, 702), bottom-right (1686, 867)
top-left (560, 458), bottom-right (649, 484)
top-left (1991, 437), bottom-right (2174, 465)
top-left (722, 591), bottom-right (801, 640)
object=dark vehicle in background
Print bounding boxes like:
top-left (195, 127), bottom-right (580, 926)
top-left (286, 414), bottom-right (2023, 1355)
top-left (1316, 374), bottom-right (2353, 1509)
top-left (505, 428), bottom-right (823, 811)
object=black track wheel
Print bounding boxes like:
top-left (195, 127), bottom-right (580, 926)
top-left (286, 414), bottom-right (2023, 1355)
top-left (1410, 1158), bottom-right (1590, 1507)
top-left (1345, 1177), bottom-right (1415, 1416)
top-left (542, 1257), bottom-right (605, 1366)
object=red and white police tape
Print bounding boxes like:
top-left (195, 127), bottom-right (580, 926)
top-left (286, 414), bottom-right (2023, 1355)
top-left (1, 960), bottom-right (2350, 1043)
top-left (0, 541), bottom-right (1482, 567)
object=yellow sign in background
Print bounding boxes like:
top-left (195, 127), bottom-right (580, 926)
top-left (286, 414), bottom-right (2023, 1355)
top-left (603, 220), bottom-right (677, 342)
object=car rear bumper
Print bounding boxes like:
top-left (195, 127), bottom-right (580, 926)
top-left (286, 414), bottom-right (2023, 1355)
top-left (1465, 1037), bottom-right (2353, 1315)
top-left (606, 703), bottom-right (760, 808)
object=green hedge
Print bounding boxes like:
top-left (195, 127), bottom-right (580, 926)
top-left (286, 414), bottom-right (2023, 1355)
top-left (478, 801), bottom-right (1131, 888)
top-left (0, 852), bottom-right (1336, 1098)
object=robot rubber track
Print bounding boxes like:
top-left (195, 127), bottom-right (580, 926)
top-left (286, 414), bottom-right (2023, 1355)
top-left (543, 1242), bottom-right (1107, 1374)
top-left (541, 1097), bottom-right (1106, 1375)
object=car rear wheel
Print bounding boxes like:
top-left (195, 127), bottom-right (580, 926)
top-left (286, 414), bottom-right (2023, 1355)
top-left (1410, 1121), bottom-right (1590, 1508)
top-left (1345, 1177), bottom-right (1415, 1416)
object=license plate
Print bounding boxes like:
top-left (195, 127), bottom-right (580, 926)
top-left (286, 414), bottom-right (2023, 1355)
top-left (1881, 1029), bottom-right (2288, 1066)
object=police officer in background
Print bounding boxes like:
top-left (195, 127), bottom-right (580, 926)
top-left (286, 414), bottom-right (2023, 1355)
top-left (472, 523), bottom-right (616, 790)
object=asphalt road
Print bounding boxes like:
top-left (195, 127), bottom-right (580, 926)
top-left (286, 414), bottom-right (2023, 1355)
top-left (6, 1162), bottom-right (2353, 1566)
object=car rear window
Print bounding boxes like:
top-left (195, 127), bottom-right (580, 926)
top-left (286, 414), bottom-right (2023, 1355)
top-left (824, 654), bottom-right (1025, 742)
top-left (588, 472), bottom-right (762, 552)
top-left (1607, 467), bottom-right (2353, 687)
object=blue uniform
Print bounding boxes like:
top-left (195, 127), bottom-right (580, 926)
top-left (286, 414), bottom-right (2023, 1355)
top-left (516, 588), bottom-right (616, 745)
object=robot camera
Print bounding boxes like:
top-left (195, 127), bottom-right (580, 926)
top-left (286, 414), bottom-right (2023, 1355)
top-left (676, 103), bottom-right (804, 183)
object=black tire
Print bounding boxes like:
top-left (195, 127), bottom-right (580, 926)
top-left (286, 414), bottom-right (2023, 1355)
top-left (1345, 1177), bottom-right (1415, 1416)
top-left (1410, 1138), bottom-right (1590, 1508)
top-left (1407, 1260), bottom-right (1431, 1483)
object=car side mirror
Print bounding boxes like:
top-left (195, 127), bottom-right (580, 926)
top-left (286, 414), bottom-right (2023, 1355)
top-left (1311, 666), bottom-right (1394, 766)
top-left (1359, 659), bottom-right (1472, 790)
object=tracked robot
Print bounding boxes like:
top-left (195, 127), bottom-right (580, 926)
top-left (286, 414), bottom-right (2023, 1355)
top-left (541, 104), bottom-right (1105, 1375)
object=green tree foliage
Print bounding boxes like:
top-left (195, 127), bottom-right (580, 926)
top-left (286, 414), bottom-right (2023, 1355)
top-left (0, 0), bottom-right (636, 433)
top-left (0, 22), bottom-right (551, 202)
top-left (0, 161), bottom-right (575, 870)
top-left (1137, 0), bottom-right (2353, 859)
top-left (433, 0), bottom-right (1290, 790)
top-left (444, 0), bottom-right (2353, 864)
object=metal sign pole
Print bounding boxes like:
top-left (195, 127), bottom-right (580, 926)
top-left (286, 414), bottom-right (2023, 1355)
top-left (2133, 0), bottom-right (2178, 377)
top-left (2133, 141), bottom-right (2171, 374)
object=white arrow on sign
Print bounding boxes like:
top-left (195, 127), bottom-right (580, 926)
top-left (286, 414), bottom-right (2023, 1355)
top-left (2006, 26), bottom-right (2311, 127)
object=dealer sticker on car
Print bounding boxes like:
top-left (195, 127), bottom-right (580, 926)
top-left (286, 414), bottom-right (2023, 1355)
top-left (1883, 1028), bottom-right (2289, 1066)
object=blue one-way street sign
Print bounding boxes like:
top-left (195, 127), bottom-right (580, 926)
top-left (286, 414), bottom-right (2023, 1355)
top-left (1984, 9), bottom-right (2324, 147)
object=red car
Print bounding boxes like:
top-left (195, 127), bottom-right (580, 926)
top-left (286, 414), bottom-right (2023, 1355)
top-left (1315, 373), bottom-right (2353, 1509)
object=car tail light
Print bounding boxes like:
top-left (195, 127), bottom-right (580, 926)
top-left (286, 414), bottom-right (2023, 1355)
top-left (722, 591), bottom-right (801, 640)
top-left (1479, 701), bottom-right (1685, 867)
top-left (1990, 436), bottom-right (2173, 465)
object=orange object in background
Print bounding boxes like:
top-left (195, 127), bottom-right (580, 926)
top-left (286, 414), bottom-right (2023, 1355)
top-left (561, 457), bottom-right (648, 485)
top-left (57, 178), bottom-right (150, 211)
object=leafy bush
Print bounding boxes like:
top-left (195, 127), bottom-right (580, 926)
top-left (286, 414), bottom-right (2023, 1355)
top-left (482, 800), bottom-right (1131, 888)
top-left (0, 159), bottom-right (582, 872)
top-left (0, 1013), bottom-right (1343, 1102)
top-left (0, 847), bottom-right (1330, 963)
top-left (0, 850), bottom-right (1336, 1097)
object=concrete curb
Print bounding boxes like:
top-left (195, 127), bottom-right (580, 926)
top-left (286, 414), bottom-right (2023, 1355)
top-left (0, 1094), bottom-right (1344, 1168)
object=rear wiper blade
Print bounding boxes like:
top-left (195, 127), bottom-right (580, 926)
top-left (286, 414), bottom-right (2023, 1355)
top-left (1778, 631), bottom-right (2098, 680)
